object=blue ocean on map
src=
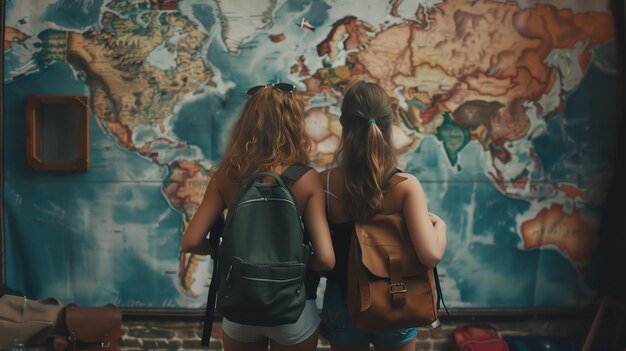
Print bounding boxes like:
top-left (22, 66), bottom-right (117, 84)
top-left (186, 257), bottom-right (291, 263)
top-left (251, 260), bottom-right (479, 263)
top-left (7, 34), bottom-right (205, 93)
top-left (42, 0), bottom-right (105, 30)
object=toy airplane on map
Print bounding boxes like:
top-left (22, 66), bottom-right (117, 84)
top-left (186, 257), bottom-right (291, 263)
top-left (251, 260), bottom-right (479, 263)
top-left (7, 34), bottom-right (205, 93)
top-left (299, 18), bottom-right (316, 31)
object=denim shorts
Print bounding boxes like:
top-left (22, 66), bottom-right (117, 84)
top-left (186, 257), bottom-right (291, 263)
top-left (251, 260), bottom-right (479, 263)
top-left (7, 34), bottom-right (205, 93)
top-left (222, 299), bottom-right (320, 345)
top-left (319, 281), bottom-right (418, 348)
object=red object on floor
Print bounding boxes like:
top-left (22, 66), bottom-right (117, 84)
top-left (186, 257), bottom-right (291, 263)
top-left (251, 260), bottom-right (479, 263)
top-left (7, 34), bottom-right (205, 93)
top-left (454, 325), bottom-right (510, 351)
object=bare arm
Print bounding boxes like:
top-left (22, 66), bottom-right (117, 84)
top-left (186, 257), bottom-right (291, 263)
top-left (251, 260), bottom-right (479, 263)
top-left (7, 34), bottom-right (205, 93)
top-left (401, 176), bottom-right (447, 267)
top-left (429, 212), bottom-right (447, 253)
top-left (181, 176), bottom-right (226, 255)
top-left (299, 171), bottom-right (335, 271)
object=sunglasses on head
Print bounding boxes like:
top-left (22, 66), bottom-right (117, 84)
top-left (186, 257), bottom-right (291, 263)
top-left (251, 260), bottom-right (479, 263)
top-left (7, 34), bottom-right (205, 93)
top-left (246, 83), bottom-right (296, 96)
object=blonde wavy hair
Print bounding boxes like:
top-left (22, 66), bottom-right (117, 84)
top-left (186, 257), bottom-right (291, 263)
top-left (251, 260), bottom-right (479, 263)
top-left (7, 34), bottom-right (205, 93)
top-left (338, 81), bottom-right (398, 221)
top-left (219, 86), bottom-right (310, 179)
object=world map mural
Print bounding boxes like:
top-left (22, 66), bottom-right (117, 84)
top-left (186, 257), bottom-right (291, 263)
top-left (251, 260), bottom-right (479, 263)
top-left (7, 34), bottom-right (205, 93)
top-left (2, 0), bottom-right (618, 309)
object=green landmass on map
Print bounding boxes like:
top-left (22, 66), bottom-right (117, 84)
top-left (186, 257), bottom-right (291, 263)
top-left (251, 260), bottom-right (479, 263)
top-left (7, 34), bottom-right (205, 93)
top-left (435, 112), bottom-right (470, 166)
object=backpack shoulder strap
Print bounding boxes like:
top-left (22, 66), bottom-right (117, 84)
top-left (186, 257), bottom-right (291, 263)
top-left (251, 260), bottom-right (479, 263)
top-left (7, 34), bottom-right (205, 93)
top-left (389, 167), bottom-right (402, 177)
top-left (388, 167), bottom-right (405, 187)
top-left (280, 164), bottom-right (313, 187)
top-left (201, 214), bottom-right (226, 347)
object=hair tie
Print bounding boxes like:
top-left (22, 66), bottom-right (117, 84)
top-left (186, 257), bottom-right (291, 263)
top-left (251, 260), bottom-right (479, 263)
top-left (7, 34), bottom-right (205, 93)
top-left (368, 118), bottom-right (376, 125)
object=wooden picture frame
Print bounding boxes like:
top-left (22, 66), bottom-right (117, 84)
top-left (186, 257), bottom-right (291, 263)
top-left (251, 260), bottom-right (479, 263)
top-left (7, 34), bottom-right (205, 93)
top-left (25, 95), bottom-right (90, 171)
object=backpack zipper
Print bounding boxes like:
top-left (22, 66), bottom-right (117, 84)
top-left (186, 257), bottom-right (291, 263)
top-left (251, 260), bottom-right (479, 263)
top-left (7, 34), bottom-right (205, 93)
top-left (236, 197), bottom-right (295, 208)
top-left (238, 274), bottom-right (302, 284)
top-left (225, 265), bottom-right (233, 282)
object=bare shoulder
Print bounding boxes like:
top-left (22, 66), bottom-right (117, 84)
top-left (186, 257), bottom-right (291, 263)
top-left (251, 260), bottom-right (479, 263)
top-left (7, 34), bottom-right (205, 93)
top-left (318, 167), bottom-right (334, 188)
top-left (319, 168), bottom-right (329, 178)
top-left (211, 166), bottom-right (234, 188)
top-left (209, 166), bottom-right (224, 188)
top-left (389, 172), bottom-right (424, 196)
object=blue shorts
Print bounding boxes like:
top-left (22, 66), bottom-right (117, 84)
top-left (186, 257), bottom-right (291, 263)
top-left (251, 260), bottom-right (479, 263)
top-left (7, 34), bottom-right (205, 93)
top-left (319, 281), bottom-right (418, 348)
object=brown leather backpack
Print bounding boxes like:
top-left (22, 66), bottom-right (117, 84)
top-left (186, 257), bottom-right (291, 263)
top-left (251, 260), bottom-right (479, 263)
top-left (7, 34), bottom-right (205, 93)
top-left (53, 305), bottom-right (123, 351)
top-left (346, 173), bottom-right (445, 331)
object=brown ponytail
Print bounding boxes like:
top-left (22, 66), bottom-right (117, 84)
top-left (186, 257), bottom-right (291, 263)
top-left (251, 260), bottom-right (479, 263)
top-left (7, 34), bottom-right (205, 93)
top-left (338, 81), bottom-right (397, 221)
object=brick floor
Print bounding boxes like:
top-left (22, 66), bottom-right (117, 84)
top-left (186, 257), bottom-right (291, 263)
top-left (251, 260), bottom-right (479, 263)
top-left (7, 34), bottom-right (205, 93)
top-left (120, 315), bottom-right (593, 350)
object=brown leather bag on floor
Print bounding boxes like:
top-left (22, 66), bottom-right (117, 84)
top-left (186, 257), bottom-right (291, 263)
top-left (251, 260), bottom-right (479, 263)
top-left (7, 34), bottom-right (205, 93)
top-left (53, 305), bottom-right (123, 351)
top-left (346, 172), bottom-right (445, 331)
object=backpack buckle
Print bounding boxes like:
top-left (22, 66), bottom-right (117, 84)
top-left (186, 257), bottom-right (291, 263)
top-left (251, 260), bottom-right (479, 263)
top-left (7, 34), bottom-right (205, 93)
top-left (101, 336), bottom-right (111, 349)
top-left (389, 283), bottom-right (406, 294)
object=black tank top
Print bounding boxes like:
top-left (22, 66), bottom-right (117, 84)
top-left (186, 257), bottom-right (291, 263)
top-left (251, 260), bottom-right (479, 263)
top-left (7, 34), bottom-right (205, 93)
top-left (325, 221), bottom-right (354, 299)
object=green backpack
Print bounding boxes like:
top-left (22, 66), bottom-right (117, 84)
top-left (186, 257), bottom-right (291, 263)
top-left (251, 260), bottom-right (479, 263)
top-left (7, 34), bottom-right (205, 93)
top-left (200, 165), bottom-right (313, 344)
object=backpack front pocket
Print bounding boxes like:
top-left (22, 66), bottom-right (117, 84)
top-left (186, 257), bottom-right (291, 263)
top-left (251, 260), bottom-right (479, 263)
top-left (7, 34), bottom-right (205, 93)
top-left (218, 260), bottom-right (307, 326)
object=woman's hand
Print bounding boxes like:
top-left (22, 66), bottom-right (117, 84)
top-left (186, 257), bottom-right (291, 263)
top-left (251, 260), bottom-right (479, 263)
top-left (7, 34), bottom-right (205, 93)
top-left (429, 212), bottom-right (443, 226)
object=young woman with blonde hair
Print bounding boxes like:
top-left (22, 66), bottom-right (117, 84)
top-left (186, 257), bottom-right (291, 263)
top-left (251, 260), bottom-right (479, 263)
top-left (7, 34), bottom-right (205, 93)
top-left (320, 81), bottom-right (447, 351)
top-left (182, 83), bottom-right (335, 351)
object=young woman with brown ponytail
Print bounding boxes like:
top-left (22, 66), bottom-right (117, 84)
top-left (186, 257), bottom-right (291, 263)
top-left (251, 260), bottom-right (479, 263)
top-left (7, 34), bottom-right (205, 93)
top-left (319, 81), bottom-right (447, 351)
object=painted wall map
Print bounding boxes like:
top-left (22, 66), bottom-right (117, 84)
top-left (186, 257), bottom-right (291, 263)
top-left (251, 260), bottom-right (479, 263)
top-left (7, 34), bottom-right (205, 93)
top-left (2, 0), bottom-right (617, 309)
